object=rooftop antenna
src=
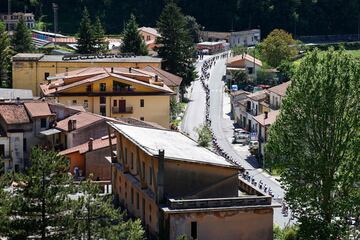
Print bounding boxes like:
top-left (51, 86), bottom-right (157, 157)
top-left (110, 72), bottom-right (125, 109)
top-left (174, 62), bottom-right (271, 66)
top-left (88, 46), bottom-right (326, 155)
top-left (8, 0), bottom-right (11, 15)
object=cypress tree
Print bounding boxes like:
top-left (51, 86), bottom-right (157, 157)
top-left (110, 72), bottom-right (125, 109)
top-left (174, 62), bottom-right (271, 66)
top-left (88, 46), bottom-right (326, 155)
top-left (121, 14), bottom-right (148, 56)
top-left (156, 2), bottom-right (196, 96)
top-left (93, 16), bottom-right (107, 54)
top-left (0, 21), bottom-right (12, 87)
top-left (12, 17), bottom-right (33, 53)
top-left (77, 8), bottom-right (96, 54)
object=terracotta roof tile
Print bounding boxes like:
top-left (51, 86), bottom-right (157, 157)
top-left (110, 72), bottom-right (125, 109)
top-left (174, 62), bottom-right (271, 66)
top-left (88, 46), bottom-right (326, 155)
top-left (0, 104), bottom-right (30, 124)
top-left (55, 112), bottom-right (104, 132)
top-left (268, 81), bottom-right (291, 97)
top-left (24, 102), bottom-right (53, 117)
top-left (247, 90), bottom-right (268, 101)
top-left (227, 54), bottom-right (262, 67)
top-left (141, 66), bottom-right (182, 87)
top-left (59, 135), bottom-right (116, 155)
top-left (253, 110), bottom-right (280, 126)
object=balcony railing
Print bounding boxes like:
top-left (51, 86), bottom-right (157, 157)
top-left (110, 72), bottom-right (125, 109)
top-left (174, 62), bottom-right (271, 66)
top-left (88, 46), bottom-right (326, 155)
top-left (112, 106), bottom-right (133, 114)
top-left (168, 196), bottom-right (272, 210)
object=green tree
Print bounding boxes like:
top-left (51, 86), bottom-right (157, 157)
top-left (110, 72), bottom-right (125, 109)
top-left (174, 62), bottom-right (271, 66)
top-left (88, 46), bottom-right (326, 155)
top-left (266, 49), bottom-right (360, 239)
top-left (5, 147), bottom-right (75, 239)
top-left (196, 124), bottom-right (212, 147)
top-left (0, 21), bottom-right (12, 87)
top-left (12, 17), bottom-right (33, 53)
top-left (93, 16), bottom-right (108, 54)
top-left (184, 15), bottom-right (202, 43)
top-left (156, 1), bottom-right (196, 97)
top-left (121, 14), bottom-right (148, 56)
top-left (259, 29), bottom-right (297, 68)
top-left (77, 8), bottom-right (96, 54)
top-left (71, 178), bottom-right (145, 239)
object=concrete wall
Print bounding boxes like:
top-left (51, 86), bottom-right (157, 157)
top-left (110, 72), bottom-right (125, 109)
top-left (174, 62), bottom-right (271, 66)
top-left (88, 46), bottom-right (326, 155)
top-left (85, 147), bottom-right (111, 180)
top-left (168, 208), bottom-right (273, 240)
top-left (164, 160), bottom-right (239, 199)
top-left (66, 120), bottom-right (108, 148)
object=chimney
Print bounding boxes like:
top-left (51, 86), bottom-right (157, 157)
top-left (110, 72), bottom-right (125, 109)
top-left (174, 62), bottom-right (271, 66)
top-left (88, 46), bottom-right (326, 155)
top-left (129, 67), bottom-right (132, 73)
top-left (264, 111), bottom-right (268, 119)
top-left (155, 75), bottom-right (158, 82)
top-left (111, 67), bottom-right (114, 73)
top-left (68, 119), bottom-right (77, 131)
top-left (88, 138), bottom-right (94, 151)
top-left (157, 149), bottom-right (165, 204)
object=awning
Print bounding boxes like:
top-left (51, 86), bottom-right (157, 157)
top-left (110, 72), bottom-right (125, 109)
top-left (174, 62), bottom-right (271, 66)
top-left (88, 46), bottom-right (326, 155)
top-left (40, 128), bottom-right (61, 136)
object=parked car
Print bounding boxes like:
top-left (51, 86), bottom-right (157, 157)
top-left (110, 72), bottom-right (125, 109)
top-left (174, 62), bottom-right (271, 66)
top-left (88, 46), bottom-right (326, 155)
top-left (232, 129), bottom-right (249, 144)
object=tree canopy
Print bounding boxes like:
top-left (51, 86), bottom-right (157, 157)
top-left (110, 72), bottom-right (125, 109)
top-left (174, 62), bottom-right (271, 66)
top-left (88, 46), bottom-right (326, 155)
top-left (12, 17), bottom-right (33, 53)
top-left (0, 21), bottom-right (12, 87)
top-left (266, 49), bottom-right (360, 239)
top-left (0, 147), bottom-right (145, 239)
top-left (259, 29), bottom-right (297, 68)
top-left (156, 1), bottom-right (196, 95)
top-left (2, 0), bottom-right (359, 37)
top-left (121, 14), bottom-right (148, 56)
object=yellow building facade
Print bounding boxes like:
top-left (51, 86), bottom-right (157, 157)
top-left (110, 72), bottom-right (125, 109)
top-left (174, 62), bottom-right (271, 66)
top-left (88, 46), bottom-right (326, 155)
top-left (12, 53), bottom-right (163, 96)
top-left (40, 67), bottom-right (173, 128)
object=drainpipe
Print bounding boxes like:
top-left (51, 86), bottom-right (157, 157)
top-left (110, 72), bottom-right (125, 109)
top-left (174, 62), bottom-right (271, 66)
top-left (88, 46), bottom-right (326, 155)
top-left (157, 149), bottom-right (165, 204)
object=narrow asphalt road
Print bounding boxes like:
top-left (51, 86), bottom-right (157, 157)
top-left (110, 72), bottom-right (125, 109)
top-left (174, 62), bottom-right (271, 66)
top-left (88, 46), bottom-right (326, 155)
top-left (182, 53), bottom-right (295, 228)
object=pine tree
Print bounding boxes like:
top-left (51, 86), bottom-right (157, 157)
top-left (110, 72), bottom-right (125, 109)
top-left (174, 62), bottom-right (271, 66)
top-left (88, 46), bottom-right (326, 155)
top-left (93, 16), bottom-right (107, 54)
top-left (121, 14), bottom-right (148, 56)
top-left (70, 178), bottom-right (145, 239)
top-left (77, 8), bottom-right (96, 54)
top-left (5, 147), bottom-right (75, 239)
top-left (0, 21), bottom-right (12, 87)
top-left (156, 2), bottom-right (196, 97)
top-left (12, 17), bottom-right (33, 53)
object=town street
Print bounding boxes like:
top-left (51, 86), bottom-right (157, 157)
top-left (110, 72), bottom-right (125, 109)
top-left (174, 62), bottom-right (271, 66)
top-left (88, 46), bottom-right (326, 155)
top-left (182, 53), bottom-right (295, 228)
top-left (181, 58), bottom-right (209, 140)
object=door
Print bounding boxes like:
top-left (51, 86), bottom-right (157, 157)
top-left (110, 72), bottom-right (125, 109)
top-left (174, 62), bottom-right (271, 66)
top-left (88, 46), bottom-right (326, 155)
top-left (119, 100), bottom-right (126, 113)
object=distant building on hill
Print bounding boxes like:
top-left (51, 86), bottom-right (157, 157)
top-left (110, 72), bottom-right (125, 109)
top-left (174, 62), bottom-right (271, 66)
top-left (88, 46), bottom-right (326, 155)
top-left (201, 29), bottom-right (261, 48)
top-left (138, 27), bottom-right (161, 54)
top-left (0, 12), bottom-right (35, 31)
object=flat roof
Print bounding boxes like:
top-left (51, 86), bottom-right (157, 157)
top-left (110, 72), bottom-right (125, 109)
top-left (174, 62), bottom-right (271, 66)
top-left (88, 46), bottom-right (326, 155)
top-left (198, 41), bottom-right (224, 46)
top-left (109, 123), bottom-right (238, 168)
top-left (40, 55), bottom-right (162, 63)
top-left (12, 53), bottom-right (162, 63)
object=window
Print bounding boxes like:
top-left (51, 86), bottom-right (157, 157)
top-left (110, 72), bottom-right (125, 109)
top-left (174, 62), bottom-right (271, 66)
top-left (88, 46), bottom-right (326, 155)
top-left (142, 162), bottom-right (146, 180)
top-left (149, 204), bottom-right (152, 222)
top-left (40, 118), bottom-right (46, 128)
top-left (83, 100), bottom-right (88, 109)
top-left (0, 144), bottom-right (5, 157)
top-left (23, 138), bottom-right (27, 152)
top-left (149, 166), bottom-right (153, 185)
top-left (140, 117), bottom-right (144, 121)
top-left (131, 152), bottom-right (134, 169)
top-left (100, 96), bottom-right (106, 104)
top-left (44, 72), bottom-right (50, 80)
top-left (86, 85), bottom-right (92, 92)
top-left (248, 67), bottom-right (254, 74)
top-left (72, 100), bottom-right (77, 105)
top-left (100, 83), bottom-right (106, 92)
top-left (131, 188), bottom-right (134, 204)
top-left (146, 35), bottom-right (151, 41)
top-left (140, 99), bottom-right (144, 108)
top-left (136, 192), bottom-right (140, 209)
top-left (191, 222), bottom-right (198, 239)
top-left (100, 105), bottom-right (106, 116)
top-left (124, 147), bottom-right (128, 165)
top-left (113, 100), bottom-right (117, 107)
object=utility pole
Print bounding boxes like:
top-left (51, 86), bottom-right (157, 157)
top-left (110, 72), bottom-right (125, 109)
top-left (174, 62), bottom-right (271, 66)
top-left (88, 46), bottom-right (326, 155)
top-left (52, 3), bottom-right (58, 48)
top-left (8, 0), bottom-right (11, 16)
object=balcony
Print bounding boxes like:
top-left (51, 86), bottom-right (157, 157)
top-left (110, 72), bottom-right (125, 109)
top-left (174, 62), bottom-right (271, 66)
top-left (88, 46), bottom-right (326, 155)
top-left (112, 106), bottom-right (133, 114)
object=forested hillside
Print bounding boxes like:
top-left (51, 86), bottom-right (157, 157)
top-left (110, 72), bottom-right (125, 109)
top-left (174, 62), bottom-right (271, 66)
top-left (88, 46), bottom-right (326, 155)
top-left (1, 0), bottom-right (359, 37)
